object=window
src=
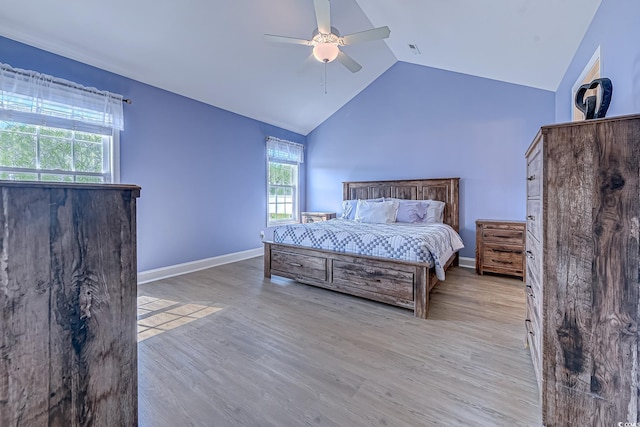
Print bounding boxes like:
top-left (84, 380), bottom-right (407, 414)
top-left (0, 122), bottom-right (115, 183)
top-left (266, 137), bottom-right (304, 226)
top-left (0, 62), bottom-right (124, 183)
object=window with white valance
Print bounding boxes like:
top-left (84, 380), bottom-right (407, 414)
top-left (0, 62), bottom-right (125, 183)
top-left (266, 137), bottom-right (304, 226)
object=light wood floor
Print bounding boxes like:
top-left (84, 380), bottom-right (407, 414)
top-left (137, 257), bottom-right (541, 426)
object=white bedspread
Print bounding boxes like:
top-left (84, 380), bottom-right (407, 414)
top-left (273, 219), bottom-right (464, 280)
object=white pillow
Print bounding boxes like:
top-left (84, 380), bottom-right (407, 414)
top-left (355, 199), bottom-right (399, 223)
top-left (341, 198), bottom-right (383, 220)
top-left (425, 200), bottom-right (445, 223)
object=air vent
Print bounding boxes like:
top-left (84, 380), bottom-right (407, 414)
top-left (408, 44), bottom-right (421, 55)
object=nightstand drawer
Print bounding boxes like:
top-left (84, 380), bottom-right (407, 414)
top-left (482, 227), bottom-right (525, 245)
top-left (483, 245), bottom-right (524, 272)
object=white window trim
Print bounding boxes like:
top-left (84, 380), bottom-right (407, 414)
top-left (112, 131), bottom-right (121, 183)
top-left (266, 159), bottom-right (300, 227)
top-left (0, 125), bottom-right (119, 184)
top-left (266, 137), bottom-right (303, 227)
top-left (571, 46), bottom-right (601, 121)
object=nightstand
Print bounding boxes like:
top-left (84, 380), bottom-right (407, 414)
top-left (301, 212), bottom-right (336, 223)
top-left (475, 219), bottom-right (526, 280)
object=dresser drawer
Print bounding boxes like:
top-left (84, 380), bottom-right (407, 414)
top-left (526, 199), bottom-right (541, 242)
top-left (526, 259), bottom-right (542, 297)
top-left (525, 283), bottom-right (541, 326)
top-left (525, 231), bottom-right (542, 276)
top-left (525, 316), bottom-right (542, 391)
top-left (526, 135), bottom-right (543, 199)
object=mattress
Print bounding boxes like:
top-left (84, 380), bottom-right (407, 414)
top-left (273, 219), bottom-right (464, 280)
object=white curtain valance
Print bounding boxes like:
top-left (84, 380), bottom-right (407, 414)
top-left (0, 62), bottom-right (124, 134)
top-left (267, 136), bottom-right (304, 164)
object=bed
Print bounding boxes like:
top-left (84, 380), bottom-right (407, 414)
top-left (263, 178), bottom-right (461, 318)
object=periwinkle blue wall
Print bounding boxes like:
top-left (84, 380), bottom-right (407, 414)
top-left (306, 61), bottom-right (554, 258)
top-left (0, 36), bottom-right (305, 271)
top-left (555, 0), bottom-right (640, 122)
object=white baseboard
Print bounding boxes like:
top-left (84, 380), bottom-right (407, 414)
top-left (458, 256), bottom-right (475, 270)
top-left (138, 247), bottom-right (263, 285)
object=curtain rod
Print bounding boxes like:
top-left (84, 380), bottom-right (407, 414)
top-left (2, 65), bottom-right (132, 104)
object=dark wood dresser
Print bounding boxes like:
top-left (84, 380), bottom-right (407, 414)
top-left (475, 219), bottom-right (526, 280)
top-left (0, 181), bottom-right (140, 426)
top-left (525, 115), bottom-right (640, 426)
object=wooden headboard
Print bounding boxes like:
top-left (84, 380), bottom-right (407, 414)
top-left (342, 178), bottom-right (460, 232)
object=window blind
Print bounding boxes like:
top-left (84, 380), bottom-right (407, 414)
top-left (266, 136), bottom-right (304, 164)
top-left (0, 62), bottom-right (124, 134)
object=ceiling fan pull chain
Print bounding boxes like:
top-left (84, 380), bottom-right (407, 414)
top-left (324, 61), bottom-right (328, 94)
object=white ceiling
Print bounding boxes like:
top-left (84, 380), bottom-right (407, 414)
top-left (0, 0), bottom-right (601, 135)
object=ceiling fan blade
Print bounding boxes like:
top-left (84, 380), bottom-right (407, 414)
top-left (314, 0), bottom-right (331, 34)
top-left (341, 26), bottom-right (391, 45)
top-left (336, 51), bottom-right (362, 73)
top-left (264, 34), bottom-right (311, 45)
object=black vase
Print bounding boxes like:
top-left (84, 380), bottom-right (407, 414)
top-left (575, 77), bottom-right (613, 120)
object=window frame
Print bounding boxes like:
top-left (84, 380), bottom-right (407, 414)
top-left (266, 158), bottom-right (300, 227)
top-left (0, 121), bottom-right (120, 184)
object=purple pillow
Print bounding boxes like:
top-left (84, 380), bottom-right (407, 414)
top-left (394, 199), bottom-right (431, 223)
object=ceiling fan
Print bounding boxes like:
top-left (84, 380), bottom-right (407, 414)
top-left (264, 0), bottom-right (390, 73)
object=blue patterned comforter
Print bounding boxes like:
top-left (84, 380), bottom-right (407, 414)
top-left (273, 219), bottom-right (464, 280)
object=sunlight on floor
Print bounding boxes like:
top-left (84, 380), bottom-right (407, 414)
top-left (137, 296), bottom-right (222, 342)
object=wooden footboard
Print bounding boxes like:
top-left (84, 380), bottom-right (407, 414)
top-left (264, 241), bottom-right (456, 319)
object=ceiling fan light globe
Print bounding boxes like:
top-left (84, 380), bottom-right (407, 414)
top-left (313, 43), bottom-right (339, 63)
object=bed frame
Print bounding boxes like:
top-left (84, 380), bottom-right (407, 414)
top-left (263, 178), bottom-right (460, 319)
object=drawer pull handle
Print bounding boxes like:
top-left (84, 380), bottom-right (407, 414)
top-left (527, 174), bottom-right (536, 181)
top-left (289, 262), bottom-right (302, 267)
top-left (525, 250), bottom-right (535, 260)
top-left (524, 320), bottom-right (535, 336)
top-left (527, 215), bottom-right (535, 220)
top-left (491, 248), bottom-right (518, 253)
top-left (492, 234), bottom-right (519, 239)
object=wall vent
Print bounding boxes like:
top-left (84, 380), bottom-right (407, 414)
top-left (408, 44), bottom-right (421, 55)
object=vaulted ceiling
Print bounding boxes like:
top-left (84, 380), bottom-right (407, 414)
top-left (0, 0), bottom-right (601, 135)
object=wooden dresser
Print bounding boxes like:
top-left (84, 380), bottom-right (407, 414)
top-left (301, 211), bottom-right (336, 223)
top-left (525, 115), bottom-right (640, 426)
top-left (0, 181), bottom-right (140, 426)
top-left (475, 220), bottom-right (525, 279)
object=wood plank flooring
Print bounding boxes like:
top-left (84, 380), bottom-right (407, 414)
top-left (137, 257), bottom-right (541, 426)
